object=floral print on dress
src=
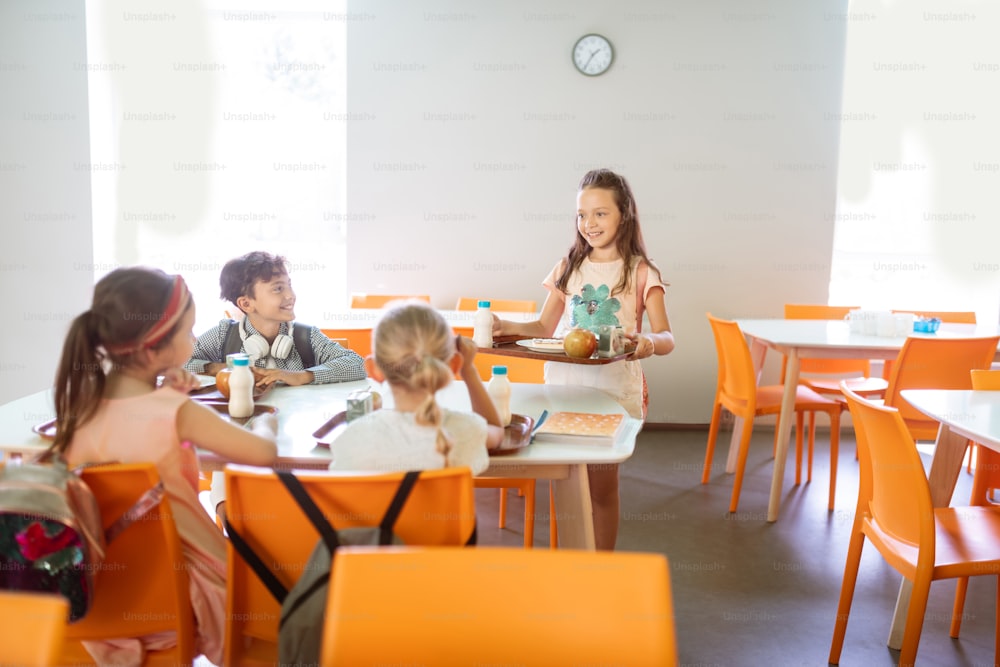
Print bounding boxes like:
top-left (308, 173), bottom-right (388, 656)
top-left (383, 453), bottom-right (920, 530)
top-left (569, 283), bottom-right (621, 330)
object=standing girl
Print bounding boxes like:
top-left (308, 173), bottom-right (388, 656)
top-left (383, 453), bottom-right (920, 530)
top-left (52, 267), bottom-right (277, 665)
top-left (330, 302), bottom-right (505, 475)
top-left (493, 169), bottom-right (675, 550)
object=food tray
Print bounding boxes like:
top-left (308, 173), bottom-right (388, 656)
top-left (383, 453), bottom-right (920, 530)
top-left (479, 335), bottom-right (636, 365)
top-left (490, 414), bottom-right (534, 456)
top-left (198, 400), bottom-right (278, 428)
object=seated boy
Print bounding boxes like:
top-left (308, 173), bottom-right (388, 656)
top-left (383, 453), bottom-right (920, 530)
top-left (185, 251), bottom-right (366, 386)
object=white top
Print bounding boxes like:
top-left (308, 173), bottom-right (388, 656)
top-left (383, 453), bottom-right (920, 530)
top-left (329, 408), bottom-right (490, 475)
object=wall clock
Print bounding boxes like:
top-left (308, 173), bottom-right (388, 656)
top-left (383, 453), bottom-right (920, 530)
top-left (572, 33), bottom-right (614, 76)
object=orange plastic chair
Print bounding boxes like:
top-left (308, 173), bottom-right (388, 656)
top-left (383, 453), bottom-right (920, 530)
top-left (223, 465), bottom-right (477, 666)
top-left (322, 546), bottom-right (679, 667)
top-left (456, 297), bottom-right (552, 548)
top-left (319, 327), bottom-right (373, 358)
top-left (0, 591), bottom-right (69, 666)
top-left (702, 313), bottom-right (843, 511)
top-left (950, 369), bottom-right (1000, 640)
top-left (829, 386), bottom-right (1000, 667)
top-left (881, 335), bottom-right (999, 441)
top-left (892, 309), bottom-right (978, 324)
top-left (350, 293), bottom-right (430, 309)
top-left (58, 463), bottom-right (196, 666)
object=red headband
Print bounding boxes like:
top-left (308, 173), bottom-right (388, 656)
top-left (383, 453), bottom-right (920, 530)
top-left (106, 275), bottom-right (191, 354)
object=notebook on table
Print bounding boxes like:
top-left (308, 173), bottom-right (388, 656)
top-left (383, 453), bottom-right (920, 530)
top-left (531, 411), bottom-right (626, 446)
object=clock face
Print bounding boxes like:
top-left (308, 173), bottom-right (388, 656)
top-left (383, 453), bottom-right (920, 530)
top-left (573, 34), bottom-right (614, 76)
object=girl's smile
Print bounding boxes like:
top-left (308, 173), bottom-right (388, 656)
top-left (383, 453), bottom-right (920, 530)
top-left (576, 187), bottom-right (622, 258)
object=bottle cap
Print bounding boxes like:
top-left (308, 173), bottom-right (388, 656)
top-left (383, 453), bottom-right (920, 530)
top-left (492, 365), bottom-right (508, 375)
top-left (233, 357), bottom-right (250, 366)
top-left (478, 300), bottom-right (491, 308)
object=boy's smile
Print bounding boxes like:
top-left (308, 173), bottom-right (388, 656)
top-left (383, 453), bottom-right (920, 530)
top-left (239, 273), bottom-right (296, 329)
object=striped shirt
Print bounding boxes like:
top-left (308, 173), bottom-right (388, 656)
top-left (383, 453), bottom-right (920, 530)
top-left (184, 319), bottom-right (366, 384)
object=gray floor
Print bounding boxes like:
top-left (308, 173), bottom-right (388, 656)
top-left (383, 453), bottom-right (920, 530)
top-left (475, 426), bottom-right (999, 667)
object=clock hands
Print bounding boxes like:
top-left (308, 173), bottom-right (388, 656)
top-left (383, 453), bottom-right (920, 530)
top-left (582, 48), bottom-right (601, 70)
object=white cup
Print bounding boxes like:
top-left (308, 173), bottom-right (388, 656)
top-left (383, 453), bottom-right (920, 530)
top-left (893, 313), bottom-right (915, 337)
top-left (876, 311), bottom-right (896, 337)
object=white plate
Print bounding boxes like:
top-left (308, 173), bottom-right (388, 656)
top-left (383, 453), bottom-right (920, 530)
top-left (515, 338), bottom-right (565, 353)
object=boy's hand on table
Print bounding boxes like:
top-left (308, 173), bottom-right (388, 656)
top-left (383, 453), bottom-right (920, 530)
top-left (251, 368), bottom-right (314, 387)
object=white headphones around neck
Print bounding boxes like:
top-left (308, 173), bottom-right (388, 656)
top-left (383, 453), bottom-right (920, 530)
top-left (239, 318), bottom-right (294, 362)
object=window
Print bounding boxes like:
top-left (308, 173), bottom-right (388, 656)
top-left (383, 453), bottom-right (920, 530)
top-left (828, 4), bottom-right (1000, 324)
top-left (85, 0), bottom-right (348, 333)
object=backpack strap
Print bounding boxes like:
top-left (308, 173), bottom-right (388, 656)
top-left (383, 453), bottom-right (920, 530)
top-left (104, 481), bottom-right (166, 543)
top-left (222, 319), bottom-right (243, 357)
top-left (378, 470), bottom-right (420, 544)
top-left (292, 323), bottom-right (316, 369)
top-left (224, 517), bottom-right (290, 603)
top-left (276, 470), bottom-right (340, 552)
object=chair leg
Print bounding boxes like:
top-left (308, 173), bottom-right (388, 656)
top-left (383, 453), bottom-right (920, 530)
top-left (795, 411), bottom-right (804, 485)
top-left (703, 401), bottom-right (724, 484)
top-left (729, 418), bottom-right (755, 513)
top-left (829, 531), bottom-right (866, 665)
top-left (549, 482), bottom-right (558, 549)
top-left (828, 411), bottom-right (840, 510)
top-left (522, 480), bottom-right (536, 549)
top-left (899, 575), bottom-right (933, 667)
top-left (951, 577), bottom-right (970, 638)
top-left (498, 489), bottom-right (508, 528)
top-left (807, 411), bottom-right (816, 484)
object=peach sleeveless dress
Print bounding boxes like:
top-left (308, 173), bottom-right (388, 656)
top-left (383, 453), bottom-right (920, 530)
top-left (65, 387), bottom-right (225, 666)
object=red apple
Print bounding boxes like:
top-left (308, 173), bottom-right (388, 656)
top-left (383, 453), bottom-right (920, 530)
top-left (563, 328), bottom-right (598, 359)
top-left (215, 368), bottom-right (232, 399)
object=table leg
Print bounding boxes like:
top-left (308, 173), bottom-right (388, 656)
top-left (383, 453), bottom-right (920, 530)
top-left (727, 338), bottom-right (769, 473)
top-left (767, 351), bottom-right (800, 522)
top-left (551, 464), bottom-right (596, 550)
top-left (886, 424), bottom-right (967, 649)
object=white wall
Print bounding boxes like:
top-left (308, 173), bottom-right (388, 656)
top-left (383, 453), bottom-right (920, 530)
top-left (0, 0), bottom-right (850, 423)
top-left (347, 1), bottom-right (848, 422)
top-left (0, 1), bottom-right (94, 405)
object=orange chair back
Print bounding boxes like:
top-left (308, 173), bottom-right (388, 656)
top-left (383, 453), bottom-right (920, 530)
top-left (707, 313), bottom-right (759, 418)
top-left (972, 369), bottom-right (1000, 390)
top-left (455, 297), bottom-right (537, 313)
top-left (883, 336), bottom-right (999, 440)
top-left (350, 293), bottom-right (431, 309)
top-left (842, 387), bottom-right (932, 551)
top-left (322, 546), bottom-right (678, 666)
top-left (61, 463), bottom-right (195, 664)
top-left (968, 370), bottom-right (1000, 505)
top-left (223, 466), bottom-right (477, 666)
top-left (783, 304), bottom-right (870, 378)
top-left (0, 591), bottom-right (68, 666)
top-left (320, 327), bottom-right (373, 358)
top-left (892, 309), bottom-right (977, 324)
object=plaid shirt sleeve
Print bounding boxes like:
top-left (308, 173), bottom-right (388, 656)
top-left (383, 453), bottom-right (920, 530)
top-left (305, 326), bottom-right (367, 384)
top-left (183, 320), bottom-right (231, 374)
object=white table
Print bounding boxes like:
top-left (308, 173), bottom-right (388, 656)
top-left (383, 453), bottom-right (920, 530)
top-left (0, 381), bottom-right (641, 551)
top-left (884, 388), bottom-right (1000, 649)
top-left (734, 319), bottom-right (999, 522)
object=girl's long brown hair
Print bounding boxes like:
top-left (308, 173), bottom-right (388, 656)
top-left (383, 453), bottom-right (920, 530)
top-left (372, 303), bottom-right (455, 466)
top-left (50, 267), bottom-right (190, 457)
top-left (554, 169), bottom-right (656, 296)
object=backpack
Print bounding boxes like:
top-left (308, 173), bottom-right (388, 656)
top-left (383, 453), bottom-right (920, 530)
top-left (222, 319), bottom-right (316, 368)
top-left (0, 459), bottom-right (164, 621)
top-left (225, 470), bottom-right (425, 666)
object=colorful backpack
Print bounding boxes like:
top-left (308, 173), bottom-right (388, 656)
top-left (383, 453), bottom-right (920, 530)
top-left (0, 460), bottom-right (162, 621)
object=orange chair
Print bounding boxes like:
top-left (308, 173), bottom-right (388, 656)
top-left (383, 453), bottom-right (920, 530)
top-left (456, 297), bottom-right (552, 548)
top-left (223, 466), bottom-right (477, 666)
top-left (892, 309), bottom-right (978, 324)
top-left (320, 327), bottom-right (373, 358)
top-left (950, 369), bottom-right (1000, 640)
top-left (322, 546), bottom-right (679, 667)
top-left (350, 293), bottom-right (430, 309)
top-left (0, 591), bottom-right (69, 666)
top-left (829, 386), bottom-right (1000, 667)
top-left (59, 463), bottom-right (196, 666)
top-left (702, 313), bottom-right (843, 511)
top-left (881, 335), bottom-right (999, 441)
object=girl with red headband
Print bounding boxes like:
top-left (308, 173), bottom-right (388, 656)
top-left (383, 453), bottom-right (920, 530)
top-left (52, 266), bottom-right (277, 665)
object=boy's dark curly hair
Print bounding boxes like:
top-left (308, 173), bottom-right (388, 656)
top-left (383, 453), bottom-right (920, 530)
top-left (220, 251), bottom-right (289, 308)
